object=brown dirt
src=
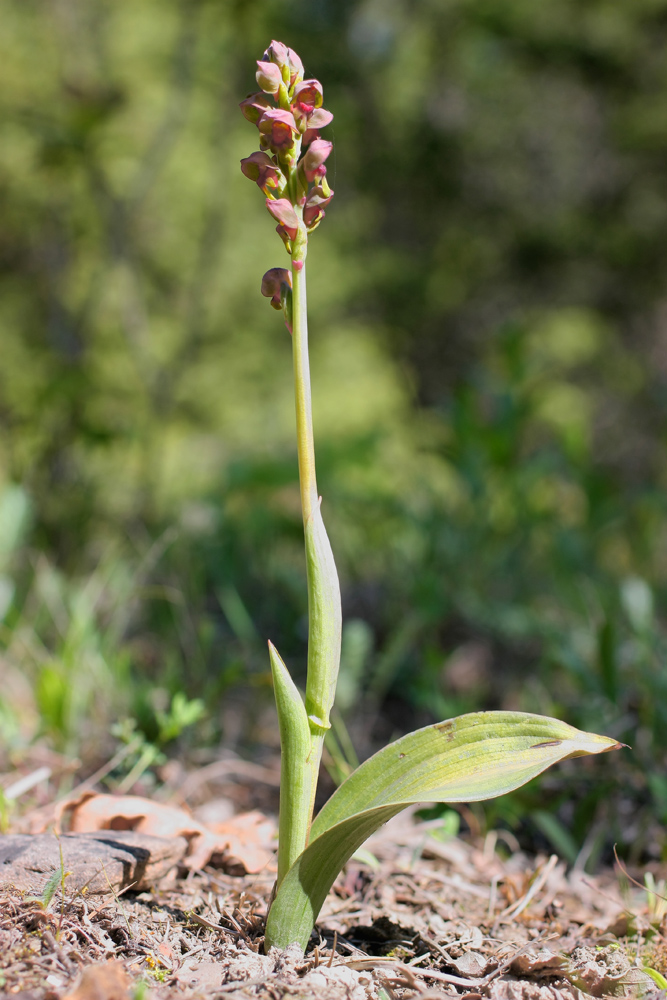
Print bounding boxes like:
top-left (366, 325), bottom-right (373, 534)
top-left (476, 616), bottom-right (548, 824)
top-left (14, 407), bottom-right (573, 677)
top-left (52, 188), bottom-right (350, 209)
top-left (2, 809), bottom-right (666, 1000)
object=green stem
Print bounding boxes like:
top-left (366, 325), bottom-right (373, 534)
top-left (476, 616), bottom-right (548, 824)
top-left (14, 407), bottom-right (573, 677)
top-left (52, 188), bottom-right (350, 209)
top-left (291, 226), bottom-right (342, 836)
top-left (291, 237), bottom-right (318, 521)
top-left (271, 221), bottom-right (342, 893)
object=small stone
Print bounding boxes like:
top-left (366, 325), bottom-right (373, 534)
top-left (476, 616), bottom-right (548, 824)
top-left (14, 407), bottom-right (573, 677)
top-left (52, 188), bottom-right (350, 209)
top-left (0, 831), bottom-right (187, 895)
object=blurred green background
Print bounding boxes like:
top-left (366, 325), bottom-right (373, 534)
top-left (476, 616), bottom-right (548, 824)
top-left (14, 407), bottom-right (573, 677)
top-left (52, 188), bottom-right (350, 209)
top-left (2, 0), bottom-right (667, 865)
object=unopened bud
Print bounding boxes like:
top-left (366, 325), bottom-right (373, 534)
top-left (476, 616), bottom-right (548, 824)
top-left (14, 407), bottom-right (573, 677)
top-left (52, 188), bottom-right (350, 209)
top-left (263, 40), bottom-right (290, 72)
top-left (256, 61), bottom-right (283, 94)
top-left (287, 48), bottom-right (304, 87)
top-left (303, 139), bottom-right (332, 183)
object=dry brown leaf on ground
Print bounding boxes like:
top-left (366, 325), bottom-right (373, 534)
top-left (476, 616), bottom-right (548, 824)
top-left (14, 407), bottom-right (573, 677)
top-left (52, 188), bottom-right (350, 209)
top-left (510, 944), bottom-right (569, 977)
top-left (207, 810), bottom-right (277, 874)
top-left (62, 961), bottom-right (134, 1000)
top-left (449, 951), bottom-right (495, 977)
top-left (55, 792), bottom-right (275, 873)
top-left (487, 979), bottom-right (588, 1000)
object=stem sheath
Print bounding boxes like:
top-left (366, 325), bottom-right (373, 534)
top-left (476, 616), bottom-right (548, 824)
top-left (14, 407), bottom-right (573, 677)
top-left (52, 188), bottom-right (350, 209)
top-left (269, 642), bottom-right (311, 884)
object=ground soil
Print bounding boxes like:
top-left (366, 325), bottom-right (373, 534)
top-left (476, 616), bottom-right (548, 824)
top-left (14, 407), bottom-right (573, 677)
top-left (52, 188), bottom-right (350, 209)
top-left (2, 806), bottom-right (667, 1000)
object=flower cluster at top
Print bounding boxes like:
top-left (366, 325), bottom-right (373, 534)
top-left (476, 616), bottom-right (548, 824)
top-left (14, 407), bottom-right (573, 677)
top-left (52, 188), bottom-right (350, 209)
top-left (240, 40), bottom-right (334, 257)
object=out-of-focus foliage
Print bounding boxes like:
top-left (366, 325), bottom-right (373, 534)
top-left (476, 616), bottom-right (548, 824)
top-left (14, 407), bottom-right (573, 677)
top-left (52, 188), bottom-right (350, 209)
top-left (2, 0), bottom-right (667, 861)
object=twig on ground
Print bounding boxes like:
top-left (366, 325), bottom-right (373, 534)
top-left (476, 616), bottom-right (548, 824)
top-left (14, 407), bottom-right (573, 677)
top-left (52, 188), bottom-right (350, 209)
top-left (217, 975), bottom-right (271, 992)
top-left (327, 930), bottom-right (338, 967)
top-left (100, 862), bottom-right (133, 938)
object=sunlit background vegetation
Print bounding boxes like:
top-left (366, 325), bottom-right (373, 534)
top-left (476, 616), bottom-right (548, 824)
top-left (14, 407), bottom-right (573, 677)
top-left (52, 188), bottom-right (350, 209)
top-left (2, 0), bottom-right (667, 865)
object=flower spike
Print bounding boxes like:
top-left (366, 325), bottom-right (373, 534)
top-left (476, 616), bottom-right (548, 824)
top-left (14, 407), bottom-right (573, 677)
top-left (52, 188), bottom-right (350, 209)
top-left (240, 41), bottom-right (334, 254)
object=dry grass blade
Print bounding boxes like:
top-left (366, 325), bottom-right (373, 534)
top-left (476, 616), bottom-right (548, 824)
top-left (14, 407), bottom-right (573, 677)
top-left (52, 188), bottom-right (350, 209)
top-left (613, 843), bottom-right (667, 903)
top-left (500, 854), bottom-right (560, 919)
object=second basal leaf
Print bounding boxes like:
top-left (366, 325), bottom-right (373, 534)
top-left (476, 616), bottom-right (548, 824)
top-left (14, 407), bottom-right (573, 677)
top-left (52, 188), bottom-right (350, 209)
top-left (265, 710), bottom-right (622, 950)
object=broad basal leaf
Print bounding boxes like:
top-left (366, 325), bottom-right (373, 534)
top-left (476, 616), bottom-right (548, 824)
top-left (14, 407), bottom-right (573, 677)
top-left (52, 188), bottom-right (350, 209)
top-left (265, 711), bottom-right (622, 950)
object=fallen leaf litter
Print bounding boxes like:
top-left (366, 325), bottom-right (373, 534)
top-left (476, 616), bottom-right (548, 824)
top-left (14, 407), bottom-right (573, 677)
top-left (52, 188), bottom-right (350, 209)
top-left (1, 805), bottom-right (666, 1000)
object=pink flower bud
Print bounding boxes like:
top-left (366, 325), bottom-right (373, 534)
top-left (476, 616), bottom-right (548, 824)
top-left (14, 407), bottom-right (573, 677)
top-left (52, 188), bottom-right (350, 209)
top-left (239, 91), bottom-right (272, 123)
top-left (287, 48), bottom-right (304, 86)
top-left (240, 151), bottom-right (283, 194)
top-left (302, 139), bottom-right (332, 182)
top-left (263, 40), bottom-right (290, 71)
top-left (256, 60), bottom-right (283, 94)
top-left (266, 198), bottom-right (299, 240)
top-left (261, 267), bottom-right (292, 309)
top-left (258, 108), bottom-right (299, 150)
top-left (292, 79), bottom-right (323, 115)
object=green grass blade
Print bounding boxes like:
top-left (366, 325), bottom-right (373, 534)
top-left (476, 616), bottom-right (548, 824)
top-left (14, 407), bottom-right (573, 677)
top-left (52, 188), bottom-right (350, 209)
top-left (25, 867), bottom-right (62, 910)
top-left (265, 711), bottom-right (621, 950)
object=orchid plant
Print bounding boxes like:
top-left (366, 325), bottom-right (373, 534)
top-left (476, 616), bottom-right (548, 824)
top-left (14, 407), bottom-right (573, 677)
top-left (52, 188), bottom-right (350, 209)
top-left (240, 40), bottom-right (622, 954)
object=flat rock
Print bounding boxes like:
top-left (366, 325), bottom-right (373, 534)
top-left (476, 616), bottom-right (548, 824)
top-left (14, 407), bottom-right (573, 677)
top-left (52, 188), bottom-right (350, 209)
top-left (0, 830), bottom-right (188, 894)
